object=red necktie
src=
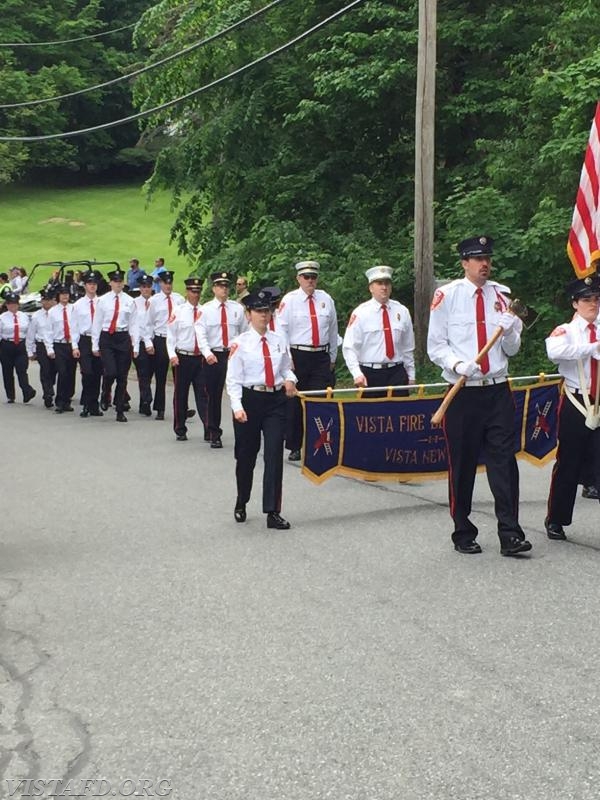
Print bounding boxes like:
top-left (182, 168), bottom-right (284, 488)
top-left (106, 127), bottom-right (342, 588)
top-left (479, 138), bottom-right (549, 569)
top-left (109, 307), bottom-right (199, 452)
top-left (269, 317), bottom-right (275, 331)
top-left (381, 304), bottom-right (394, 360)
top-left (167, 295), bottom-right (173, 319)
top-left (13, 313), bottom-right (19, 344)
top-left (475, 288), bottom-right (489, 374)
top-left (589, 323), bottom-right (598, 398)
top-left (90, 298), bottom-right (95, 322)
top-left (308, 296), bottom-right (320, 346)
top-left (221, 303), bottom-right (229, 347)
top-left (108, 295), bottom-right (120, 334)
top-left (261, 336), bottom-right (275, 387)
top-left (193, 306), bottom-right (200, 354)
top-left (63, 306), bottom-right (70, 342)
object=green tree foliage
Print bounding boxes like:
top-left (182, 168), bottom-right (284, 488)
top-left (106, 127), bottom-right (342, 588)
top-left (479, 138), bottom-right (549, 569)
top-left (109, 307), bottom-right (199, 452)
top-left (133, 0), bottom-right (600, 367)
top-left (0, 0), bottom-right (155, 182)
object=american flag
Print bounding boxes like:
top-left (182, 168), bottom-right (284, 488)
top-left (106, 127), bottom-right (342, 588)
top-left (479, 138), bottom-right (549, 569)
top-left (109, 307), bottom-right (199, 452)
top-left (567, 102), bottom-right (600, 277)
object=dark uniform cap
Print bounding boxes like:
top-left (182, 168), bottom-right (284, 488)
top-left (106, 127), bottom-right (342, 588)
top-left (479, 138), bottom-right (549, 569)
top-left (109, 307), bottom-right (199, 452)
top-left (138, 273), bottom-right (153, 287)
top-left (184, 277), bottom-right (203, 291)
top-left (566, 274), bottom-right (600, 300)
top-left (262, 285), bottom-right (282, 303)
top-left (40, 289), bottom-right (54, 300)
top-left (4, 291), bottom-right (19, 304)
top-left (108, 269), bottom-right (125, 282)
top-left (56, 283), bottom-right (70, 294)
top-left (83, 271), bottom-right (100, 284)
top-left (211, 271), bottom-right (232, 285)
top-left (458, 235), bottom-right (494, 258)
top-left (158, 271), bottom-right (175, 283)
top-left (242, 290), bottom-right (273, 311)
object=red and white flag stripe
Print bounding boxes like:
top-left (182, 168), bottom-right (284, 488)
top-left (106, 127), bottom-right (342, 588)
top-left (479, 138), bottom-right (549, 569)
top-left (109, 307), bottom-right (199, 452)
top-left (567, 101), bottom-right (600, 277)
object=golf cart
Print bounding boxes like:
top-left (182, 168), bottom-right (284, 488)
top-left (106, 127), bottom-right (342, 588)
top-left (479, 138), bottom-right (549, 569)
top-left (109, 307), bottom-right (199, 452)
top-left (18, 260), bottom-right (120, 313)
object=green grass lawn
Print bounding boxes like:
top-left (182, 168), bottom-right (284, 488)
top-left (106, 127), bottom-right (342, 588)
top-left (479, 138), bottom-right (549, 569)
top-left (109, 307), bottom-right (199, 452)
top-left (0, 183), bottom-right (193, 292)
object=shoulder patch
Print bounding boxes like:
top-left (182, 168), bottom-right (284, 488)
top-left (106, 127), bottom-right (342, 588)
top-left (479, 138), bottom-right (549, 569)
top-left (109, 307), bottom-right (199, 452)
top-left (430, 289), bottom-right (445, 310)
top-left (278, 301), bottom-right (286, 313)
top-left (228, 342), bottom-right (239, 359)
top-left (549, 326), bottom-right (567, 337)
top-left (347, 313), bottom-right (357, 327)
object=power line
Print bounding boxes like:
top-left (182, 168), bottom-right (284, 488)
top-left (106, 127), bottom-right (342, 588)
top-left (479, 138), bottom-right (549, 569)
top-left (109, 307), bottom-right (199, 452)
top-left (0, 22), bottom-right (135, 47)
top-left (0, 0), bottom-right (366, 143)
top-left (0, 0), bottom-right (288, 110)
top-left (0, 0), bottom-right (196, 47)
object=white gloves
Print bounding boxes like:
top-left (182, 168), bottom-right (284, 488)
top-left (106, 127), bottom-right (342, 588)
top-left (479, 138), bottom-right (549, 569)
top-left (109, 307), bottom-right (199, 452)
top-left (454, 360), bottom-right (481, 378)
top-left (498, 311), bottom-right (518, 333)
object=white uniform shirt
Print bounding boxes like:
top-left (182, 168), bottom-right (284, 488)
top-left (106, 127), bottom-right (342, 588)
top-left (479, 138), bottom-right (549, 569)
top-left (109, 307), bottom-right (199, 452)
top-left (147, 291), bottom-right (185, 340)
top-left (226, 327), bottom-right (297, 413)
top-left (134, 294), bottom-right (153, 343)
top-left (71, 295), bottom-right (98, 347)
top-left (0, 309), bottom-right (30, 343)
top-left (342, 297), bottom-right (415, 380)
top-left (196, 297), bottom-right (247, 356)
top-left (546, 314), bottom-right (600, 393)
top-left (166, 302), bottom-right (203, 358)
top-left (91, 291), bottom-right (139, 352)
top-left (427, 277), bottom-right (522, 383)
top-left (277, 288), bottom-right (338, 360)
top-left (44, 303), bottom-right (75, 354)
top-left (25, 308), bottom-right (52, 356)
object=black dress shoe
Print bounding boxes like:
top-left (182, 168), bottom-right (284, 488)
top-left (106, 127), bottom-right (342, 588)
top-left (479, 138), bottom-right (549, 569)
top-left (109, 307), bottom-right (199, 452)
top-left (100, 397), bottom-right (110, 411)
top-left (55, 406), bottom-right (64, 414)
top-left (63, 405), bottom-right (74, 412)
top-left (186, 409), bottom-right (196, 419)
top-left (544, 519), bottom-right (567, 540)
top-left (176, 433), bottom-right (188, 441)
top-left (211, 438), bottom-right (223, 449)
top-left (582, 485), bottom-right (599, 500)
top-left (7, 398), bottom-right (15, 404)
top-left (204, 432), bottom-right (211, 442)
top-left (234, 504), bottom-right (247, 523)
top-left (89, 408), bottom-right (103, 417)
top-left (454, 541), bottom-right (482, 554)
top-left (288, 450), bottom-right (301, 462)
top-left (116, 412), bottom-right (128, 422)
top-left (23, 388), bottom-right (36, 403)
top-left (500, 537), bottom-right (533, 556)
top-left (156, 412), bottom-right (165, 420)
top-left (139, 403), bottom-right (152, 416)
top-left (80, 408), bottom-right (90, 418)
top-left (267, 512), bottom-right (291, 530)
top-left (44, 398), bottom-right (54, 408)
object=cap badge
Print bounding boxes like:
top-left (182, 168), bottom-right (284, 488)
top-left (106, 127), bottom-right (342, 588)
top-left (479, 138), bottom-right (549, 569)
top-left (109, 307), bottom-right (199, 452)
top-left (585, 276), bottom-right (593, 285)
top-left (479, 237), bottom-right (487, 245)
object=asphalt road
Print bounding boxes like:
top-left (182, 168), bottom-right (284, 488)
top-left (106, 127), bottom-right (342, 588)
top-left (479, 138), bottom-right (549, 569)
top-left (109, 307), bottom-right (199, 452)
top-left (1, 378), bottom-right (599, 800)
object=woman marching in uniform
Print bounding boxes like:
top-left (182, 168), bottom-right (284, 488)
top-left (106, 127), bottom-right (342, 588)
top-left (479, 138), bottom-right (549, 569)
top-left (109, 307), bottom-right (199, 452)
top-left (226, 290), bottom-right (297, 529)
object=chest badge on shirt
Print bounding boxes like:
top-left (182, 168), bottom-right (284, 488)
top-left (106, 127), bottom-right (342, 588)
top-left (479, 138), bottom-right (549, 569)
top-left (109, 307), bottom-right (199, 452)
top-left (228, 343), bottom-right (239, 359)
top-left (396, 313), bottom-right (401, 320)
top-left (494, 301), bottom-right (502, 312)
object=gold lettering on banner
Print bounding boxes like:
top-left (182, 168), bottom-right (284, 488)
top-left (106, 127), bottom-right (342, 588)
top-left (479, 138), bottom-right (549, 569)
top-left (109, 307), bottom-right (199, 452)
top-left (355, 415), bottom-right (394, 434)
top-left (384, 448), bottom-right (418, 464)
top-left (421, 448), bottom-right (446, 465)
top-left (398, 413), bottom-right (425, 432)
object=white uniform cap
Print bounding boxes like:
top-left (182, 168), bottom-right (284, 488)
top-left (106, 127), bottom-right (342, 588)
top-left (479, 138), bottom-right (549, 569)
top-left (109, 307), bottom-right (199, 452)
top-left (295, 260), bottom-right (320, 276)
top-left (365, 265), bottom-right (393, 283)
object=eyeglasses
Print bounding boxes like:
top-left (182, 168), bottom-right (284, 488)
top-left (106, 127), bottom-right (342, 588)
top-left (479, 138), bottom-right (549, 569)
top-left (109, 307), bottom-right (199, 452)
top-left (300, 274), bottom-right (318, 280)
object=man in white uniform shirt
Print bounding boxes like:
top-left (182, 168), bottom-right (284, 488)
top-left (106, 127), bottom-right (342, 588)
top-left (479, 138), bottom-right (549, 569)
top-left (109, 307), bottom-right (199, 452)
top-left (427, 235), bottom-right (531, 557)
top-left (26, 289), bottom-right (57, 407)
top-left (343, 265), bottom-right (415, 397)
top-left (167, 277), bottom-right (208, 441)
top-left (544, 275), bottom-right (600, 541)
top-left (44, 283), bottom-right (77, 414)
top-left (196, 271), bottom-right (247, 448)
top-left (133, 273), bottom-right (155, 416)
top-left (71, 270), bottom-right (103, 417)
top-left (92, 267), bottom-right (139, 422)
top-left (277, 261), bottom-right (338, 461)
top-left (0, 292), bottom-right (36, 403)
top-left (146, 271), bottom-right (184, 420)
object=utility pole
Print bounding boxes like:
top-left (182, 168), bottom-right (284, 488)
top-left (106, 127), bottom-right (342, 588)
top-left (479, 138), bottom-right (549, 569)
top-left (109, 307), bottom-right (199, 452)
top-left (413, 0), bottom-right (437, 362)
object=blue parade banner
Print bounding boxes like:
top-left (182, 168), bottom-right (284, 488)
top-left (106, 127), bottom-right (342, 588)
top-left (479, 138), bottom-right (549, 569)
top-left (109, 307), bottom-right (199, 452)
top-left (300, 379), bottom-right (561, 484)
